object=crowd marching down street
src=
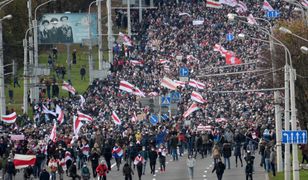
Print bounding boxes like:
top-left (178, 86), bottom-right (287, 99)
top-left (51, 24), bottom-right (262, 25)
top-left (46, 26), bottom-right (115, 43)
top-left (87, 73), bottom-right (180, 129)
top-left (1, 0), bottom-right (308, 180)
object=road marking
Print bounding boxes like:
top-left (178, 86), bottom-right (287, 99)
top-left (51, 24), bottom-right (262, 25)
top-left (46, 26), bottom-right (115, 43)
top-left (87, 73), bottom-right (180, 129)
top-left (153, 174), bottom-right (156, 177)
top-left (153, 178), bottom-right (156, 180)
top-left (111, 163), bottom-right (116, 168)
top-left (203, 175), bottom-right (206, 177)
top-left (206, 167), bottom-right (210, 170)
top-left (166, 162), bottom-right (169, 164)
top-left (204, 170), bottom-right (207, 173)
top-left (155, 170), bottom-right (158, 172)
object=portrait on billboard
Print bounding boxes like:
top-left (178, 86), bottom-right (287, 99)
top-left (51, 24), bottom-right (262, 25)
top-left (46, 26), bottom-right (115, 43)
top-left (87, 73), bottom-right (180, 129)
top-left (38, 13), bottom-right (98, 44)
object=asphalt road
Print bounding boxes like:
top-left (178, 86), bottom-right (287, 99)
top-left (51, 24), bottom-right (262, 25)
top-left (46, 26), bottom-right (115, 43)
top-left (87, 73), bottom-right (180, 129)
top-left (11, 151), bottom-right (269, 180)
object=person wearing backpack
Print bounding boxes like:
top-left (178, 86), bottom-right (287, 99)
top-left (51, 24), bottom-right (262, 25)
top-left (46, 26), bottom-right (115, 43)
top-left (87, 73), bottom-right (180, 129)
top-left (212, 158), bottom-right (225, 180)
top-left (212, 144), bottom-right (221, 165)
top-left (245, 163), bottom-right (253, 180)
top-left (81, 164), bottom-right (90, 180)
top-left (122, 162), bottom-right (134, 180)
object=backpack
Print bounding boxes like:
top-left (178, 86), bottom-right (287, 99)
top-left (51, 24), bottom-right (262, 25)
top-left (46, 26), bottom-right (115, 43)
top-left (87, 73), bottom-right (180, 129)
top-left (82, 167), bottom-right (90, 176)
top-left (213, 148), bottom-right (220, 159)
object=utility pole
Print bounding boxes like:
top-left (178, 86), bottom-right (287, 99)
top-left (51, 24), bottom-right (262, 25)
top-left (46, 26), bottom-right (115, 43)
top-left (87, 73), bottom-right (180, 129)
top-left (107, 0), bottom-right (113, 63)
top-left (127, 0), bottom-right (131, 37)
top-left (23, 39), bottom-right (28, 114)
top-left (98, 0), bottom-right (103, 70)
top-left (66, 44), bottom-right (71, 81)
top-left (284, 65), bottom-right (291, 180)
top-left (0, 20), bottom-right (5, 117)
top-left (139, 0), bottom-right (142, 23)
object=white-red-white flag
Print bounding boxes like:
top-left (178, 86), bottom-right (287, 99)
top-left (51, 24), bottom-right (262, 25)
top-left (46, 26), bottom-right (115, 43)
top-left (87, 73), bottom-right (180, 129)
top-left (206, 0), bottom-right (222, 8)
top-left (247, 14), bottom-right (258, 25)
top-left (216, 118), bottom-right (228, 123)
top-left (188, 79), bottom-right (205, 90)
top-left (179, 12), bottom-right (191, 17)
top-left (236, 1), bottom-right (248, 13)
top-left (119, 32), bottom-right (133, 46)
top-left (130, 60), bottom-right (144, 66)
top-left (119, 80), bottom-right (135, 93)
top-left (1, 112), bottom-right (17, 124)
top-left (73, 116), bottom-right (83, 135)
top-left (175, 80), bottom-right (186, 88)
top-left (131, 111), bottom-right (137, 123)
top-left (159, 59), bottom-right (169, 64)
top-left (56, 105), bottom-right (64, 124)
top-left (225, 52), bottom-right (241, 65)
top-left (161, 77), bottom-right (179, 90)
top-left (263, 0), bottom-right (274, 11)
top-left (302, 0), bottom-right (308, 7)
top-left (163, 64), bottom-right (170, 72)
top-left (42, 105), bottom-right (57, 117)
top-left (219, 0), bottom-right (238, 7)
top-left (213, 44), bottom-right (228, 56)
top-left (49, 123), bottom-right (57, 142)
top-left (183, 103), bottom-right (200, 118)
top-left (148, 92), bottom-right (159, 97)
top-left (62, 81), bottom-right (76, 95)
top-left (191, 91), bottom-right (207, 104)
top-left (111, 111), bottom-right (122, 125)
top-left (79, 95), bottom-right (85, 108)
top-left (186, 55), bottom-right (200, 63)
top-left (13, 154), bottom-right (36, 169)
top-left (133, 86), bottom-right (146, 97)
top-left (193, 20), bottom-right (204, 26)
top-left (77, 111), bottom-right (93, 122)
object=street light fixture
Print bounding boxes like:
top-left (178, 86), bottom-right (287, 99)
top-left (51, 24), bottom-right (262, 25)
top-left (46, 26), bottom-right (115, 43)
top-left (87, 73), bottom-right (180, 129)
top-left (279, 26), bottom-right (308, 43)
top-left (300, 46), bottom-right (308, 54)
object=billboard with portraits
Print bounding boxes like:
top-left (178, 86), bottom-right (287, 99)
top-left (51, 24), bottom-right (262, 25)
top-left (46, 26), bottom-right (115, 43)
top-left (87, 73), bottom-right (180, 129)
top-left (38, 13), bottom-right (98, 44)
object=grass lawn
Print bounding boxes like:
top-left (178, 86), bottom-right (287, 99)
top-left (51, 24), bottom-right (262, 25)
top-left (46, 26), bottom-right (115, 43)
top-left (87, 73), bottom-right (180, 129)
top-left (269, 170), bottom-right (308, 180)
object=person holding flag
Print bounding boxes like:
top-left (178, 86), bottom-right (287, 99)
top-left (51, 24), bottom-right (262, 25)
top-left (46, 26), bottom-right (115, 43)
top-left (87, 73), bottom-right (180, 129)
top-left (112, 143), bottom-right (123, 171)
top-left (134, 153), bottom-right (145, 180)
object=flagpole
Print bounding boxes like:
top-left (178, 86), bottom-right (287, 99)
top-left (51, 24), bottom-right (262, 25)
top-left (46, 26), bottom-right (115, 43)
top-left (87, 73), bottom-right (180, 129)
top-left (168, 91), bottom-right (172, 121)
top-left (159, 95), bottom-right (162, 123)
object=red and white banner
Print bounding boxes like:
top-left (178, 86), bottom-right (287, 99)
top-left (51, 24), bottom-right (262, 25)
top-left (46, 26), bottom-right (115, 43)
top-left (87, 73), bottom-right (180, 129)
top-left (130, 60), bottom-right (143, 66)
top-left (163, 64), bottom-right (170, 72)
top-left (111, 111), bottom-right (122, 125)
top-left (56, 105), bottom-right (64, 124)
top-left (79, 95), bottom-right (85, 108)
top-left (1, 112), bottom-right (17, 124)
top-left (236, 1), bottom-right (248, 13)
top-left (159, 59), bottom-right (169, 64)
top-left (215, 118), bottom-right (228, 123)
top-left (213, 44), bottom-right (228, 56)
top-left (77, 111), bottom-right (93, 122)
top-left (197, 125), bottom-right (213, 132)
top-left (206, 0), bottom-right (222, 8)
top-left (133, 86), bottom-right (146, 97)
top-left (119, 32), bottom-right (133, 46)
top-left (191, 91), bottom-right (206, 104)
top-left (188, 79), bottom-right (205, 90)
top-left (119, 80), bottom-right (135, 93)
top-left (247, 14), bottom-right (258, 25)
top-left (148, 92), bottom-right (159, 97)
top-left (225, 52), bottom-right (241, 65)
top-left (183, 103), bottom-right (200, 118)
top-left (49, 123), bottom-right (57, 143)
top-left (62, 81), bottom-right (76, 95)
top-left (186, 55), bottom-right (200, 63)
top-left (161, 77), bottom-right (179, 90)
top-left (302, 0), bottom-right (308, 7)
top-left (13, 154), bottom-right (36, 169)
top-left (179, 12), bottom-right (191, 17)
top-left (219, 0), bottom-right (238, 7)
top-left (175, 80), bottom-right (186, 88)
top-left (131, 111), bottom-right (137, 123)
top-left (73, 116), bottom-right (83, 135)
top-left (263, 0), bottom-right (274, 11)
top-left (42, 105), bottom-right (57, 117)
top-left (10, 134), bottom-right (25, 141)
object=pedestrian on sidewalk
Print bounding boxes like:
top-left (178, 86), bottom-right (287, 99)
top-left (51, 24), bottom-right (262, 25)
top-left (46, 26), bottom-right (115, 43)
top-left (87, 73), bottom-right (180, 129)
top-left (96, 160), bottom-right (108, 180)
top-left (186, 155), bottom-right (196, 180)
top-left (122, 162), bottom-right (134, 180)
top-left (212, 158), bottom-right (225, 180)
top-left (270, 147), bottom-right (276, 176)
top-left (149, 146), bottom-right (158, 174)
top-left (222, 141), bottom-right (232, 169)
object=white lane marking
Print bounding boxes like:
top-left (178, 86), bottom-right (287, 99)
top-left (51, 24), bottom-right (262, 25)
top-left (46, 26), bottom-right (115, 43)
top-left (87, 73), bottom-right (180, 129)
top-left (204, 170), bottom-right (207, 173)
top-left (111, 163), bottom-right (116, 168)
top-left (166, 162), bottom-right (169, 164)
top-left (203, 175), bottom-right (207, 177)
top-left (153, 179), bottom-right (156, 180)
top-left (153, 174), bottom-right (156, 177)
top-left (155, 170), bottom-right (158, 172)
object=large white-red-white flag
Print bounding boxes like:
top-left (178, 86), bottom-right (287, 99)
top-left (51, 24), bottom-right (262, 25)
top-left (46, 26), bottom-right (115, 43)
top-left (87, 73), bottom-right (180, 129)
top-left (49, 123), bottom-right (57, 142)
top-left (219, 0), bottom-right (238, 7)
top-left (236, 1), bottom-right (248, 13)
top-left (56, 105), bottom-right (64, 124)
top-left (213, 44), bottom-right (228, 56)
top-left (175, 80), bottom-right (186, 88)
top-left (216, 118), bottom-right (228, 123)
top-left (247, 14), bottom-right (258, 25)
top-left (62, 81), bottom-right (76, 95)
top-left (77, 111), bottom-right (93, 122)
top-left (161, 77), bottom-right (179, 90)
top-left (183, 103), bottom-right (200, 118)
top-left (111, 111), bottom-right (122, 125)
top-left (119, 80), bottom-right (135, 93)
top-left (73, 116), bottom-right (83, 135)
top-left (130, 60), bottom-right (144, 66)
top-left (191, 91), bottom-right (207, 104)
top-left (148, 92), bottom-right (159, 97)
top-left (188, 79), bottom-right (205, 90)
top-left (119, 32), bottom-right (133, 46)
top-left (1, 112), bottom-right (17, 124)
top-left (263, 0), bottom-right (274, 11)
top-left (206, 0), bottom-right (222, 8)
top-left (13, 154), bottom-right (36, 169)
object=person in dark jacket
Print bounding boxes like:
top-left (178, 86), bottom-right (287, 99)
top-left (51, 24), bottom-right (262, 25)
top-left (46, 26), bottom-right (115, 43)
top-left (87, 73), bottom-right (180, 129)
top-left (123, 162), bottom-right (134, 180)
top-left (69, 162), bottom-right (81, 180)
top-left (39, 169), bottom-right (50, 180)
top-left (5, 158), bottom-right (16, 180)
top-left (102, 142), bottom-right (112, 171)
top-left (212, 159), bottom-right (225, 180)
top-left (234, 142), bottom-right (243, 167)
top-left (148, 147), bottom-right (158, 174)
top-left (170, 134), bottom-right (178, 161)
top-left (90, 149), bottom-right (100, 178)
top-left (222, 142), bottom-right (232, 169)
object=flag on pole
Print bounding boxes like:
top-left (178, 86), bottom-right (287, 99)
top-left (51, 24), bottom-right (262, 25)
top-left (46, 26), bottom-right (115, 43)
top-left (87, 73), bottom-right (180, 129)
top-left (191, 91), bottom-right (207, 103)
top-left (1, 112), bottom-right (17, 124)
top-left (302, 0), bottom-right (308, 7)
top-left (131, 111), bottom-right (137, 123)
top-left (148, 92), bottom-right (159, 97)
top-left (42, 105), bottom-right (57, 117)
top-left (56, 105), bottom-right (64, 124)
top-left (159, 59), bottom-right (169, 64)
top-left (73, 116), bottom-right (83, 135)
top-left (247, 14), bottom-right (258, 25)
top-left (62, 81), bottom-right (76, 95)
top-left (219, 0), bottom-right (238, 7)
top-left (77, 111), bottom-right (93, 122)
top-left (119, 32), bottom-right (133, 46)
top-left (111, 111), bottom-right (122, 125)
top-left (49, 123), bottom-right (57, 142)
top-left (179, 12), bottom-right (191, 17)
top-left (13, 154), bottom-right (36, 169)
top-left (206, 0), bottom-right (222, 8)
top-left (236, 1), bottom-right (248, 13)
top-left (130, 60), bottom-right (144, 66)
top-left (263, 0), bottom-right (274, 11)
top-left (183, 103), bottom-right (200, 118)
top-left (161, 77), bottom-right (179, 90)
top-left (79, 95), bottom-right (85, 108)
top-left (133, 86), bottom-right (146, 97)
top-left (188, 79), bottom-right (205, 90)
top-left (213, 44), bottom-right (228, 56)
top-left (119, 80), bottom-right (135, 93)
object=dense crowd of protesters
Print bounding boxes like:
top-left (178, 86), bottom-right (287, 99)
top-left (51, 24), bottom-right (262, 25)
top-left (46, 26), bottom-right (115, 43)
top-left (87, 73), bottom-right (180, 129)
top-left (1, 0), bottom-right (307, 180)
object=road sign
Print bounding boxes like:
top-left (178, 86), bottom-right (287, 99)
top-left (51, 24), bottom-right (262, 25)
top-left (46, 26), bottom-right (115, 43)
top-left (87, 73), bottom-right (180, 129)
top-left (179, 67), bottom-right (189, 77)
top-left (150, 114), bottom-right (159, 125)
top-left (266, 10), bottom-right (280, 18)
top-left (161, 96), bottom-right (171, 106)
top-left (282, 130), bottom-right (307, 144)
top-left (226, 33), bottom-right (234, 41)
top-left (161, 114), bottom-right (169, 121)
top-left (171, 92), bottom-right (181, 102)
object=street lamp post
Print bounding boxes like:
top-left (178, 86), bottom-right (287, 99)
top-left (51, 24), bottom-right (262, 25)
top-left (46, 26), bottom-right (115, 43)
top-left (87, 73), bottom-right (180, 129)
top-left (97, 0), bottom-right (103, 70)
top-left (0, 14), bottom-right (12, 119)
top-left (283, 0), bottom-right (308, 25)
top-left (127, 0), bottom-right (131, 37)
top-left (107, 0), bottom-right (113, 63)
